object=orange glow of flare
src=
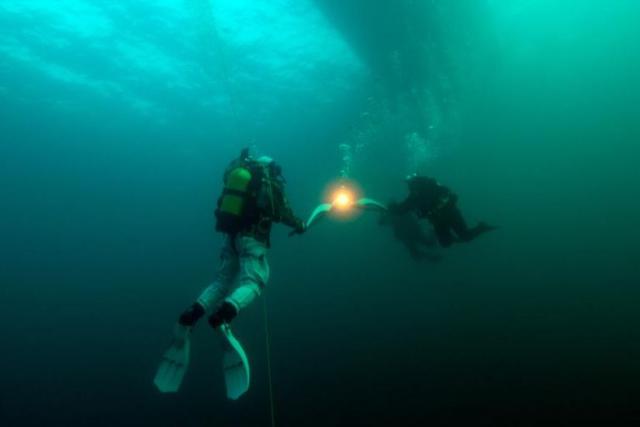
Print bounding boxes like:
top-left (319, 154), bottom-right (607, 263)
top-left (331, 187), bottom-right (355, 211)
top-left (323, 180), bottom-right (362, 219)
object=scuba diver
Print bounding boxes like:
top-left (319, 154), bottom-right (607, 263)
top-left (379, 208), bottom-right (442, 262)
top-left (154, 148), bottom-right (306, 399)
top-left (388, 174), bottom-right (496, 248)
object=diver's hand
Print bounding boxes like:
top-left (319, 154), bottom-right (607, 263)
top-left (386, 201), bottom-right (401, 214)
top-left (288, 220), bottom-right (306, 237)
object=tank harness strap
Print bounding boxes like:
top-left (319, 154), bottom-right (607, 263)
top-left (264, 177), bottom-right (276, 218)
top-left (229, 232), bottom-right (240, 254)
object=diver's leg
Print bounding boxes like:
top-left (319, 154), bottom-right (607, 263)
top-left (448, 207), bottom-right (475, 242)
top-left (406, 241), bottom-right (425, 261)
top-left (209, 236), bottom-right (270, 328)
top-left (214, 237), bottom-right (264, 400)
top-left (467, 222), bottom-right (498, 240)
top-left (450, 207), bottom-right (496, 242)
top-left (433, 221), bottom-right (455, 248)
top-left (178, 237), bottom-right (239, 327)
top-left (157, 237), bottom-right (239, 394)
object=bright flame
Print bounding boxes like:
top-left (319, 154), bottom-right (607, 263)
top-left (323, 180), bottom-right (362, 219)
top-left (334, 192), bottom-right (352, 209)
top-left (331, 186), bottom-right (355, 211)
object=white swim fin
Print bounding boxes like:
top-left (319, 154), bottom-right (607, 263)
top-left (218, 324), bottom-right (250, 400)
top-left (154, 324), bottom-right (191, 393)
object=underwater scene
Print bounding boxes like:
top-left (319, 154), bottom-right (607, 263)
top-left (1, 1), bottom-right (640, 426)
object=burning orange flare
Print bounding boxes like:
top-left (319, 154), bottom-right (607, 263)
top-left (323, 180), bottom-right (362, 219)
top-left (332, 189), bottom-right (353, 210)
top-left (331, 185), bottom-right (356, 211)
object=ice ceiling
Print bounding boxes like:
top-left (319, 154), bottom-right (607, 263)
top-left (0, 0), bottom-right (365, 121)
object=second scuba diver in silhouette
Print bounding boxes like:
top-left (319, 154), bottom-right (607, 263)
top-left (388, 174), bottom-right (497, 248)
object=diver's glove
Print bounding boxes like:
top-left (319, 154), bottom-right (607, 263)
top-left (386, 201), bottom-right (401, 215)
top-left (289, 219), bottom-right (306, 236)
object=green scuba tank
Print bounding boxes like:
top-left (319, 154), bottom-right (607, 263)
top-left (219, 167), bottom-right (252, 216)
top-left (216, 158), bottom-right (265, 234)
top-left (215, 164), bottom-right (256, 233)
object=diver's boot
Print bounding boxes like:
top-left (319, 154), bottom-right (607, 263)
top-left (208, 302), bottom-right (238, 329)
top-left (477, 222), bottom-right (498, 234)
top-left (179, 302), bottom-right (205, 327)
top-left (467, 222), bottom-right (498, 240)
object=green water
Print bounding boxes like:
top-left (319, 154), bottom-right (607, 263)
top-left (1, 1), bottom-right (639, 425)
